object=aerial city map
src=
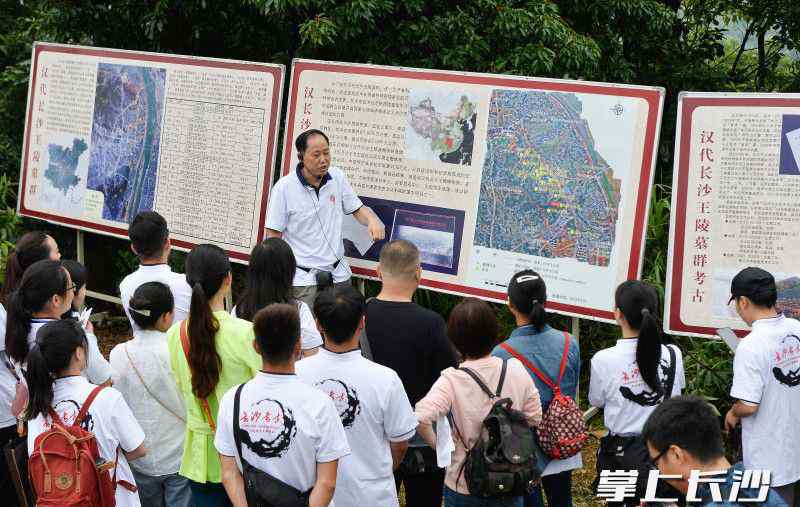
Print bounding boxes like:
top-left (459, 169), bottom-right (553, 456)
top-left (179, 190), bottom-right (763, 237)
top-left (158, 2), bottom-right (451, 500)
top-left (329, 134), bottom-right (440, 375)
top-left (87, 63), bottom-right (165, 223)
top-left (474, 89), bottom-right (622, 267)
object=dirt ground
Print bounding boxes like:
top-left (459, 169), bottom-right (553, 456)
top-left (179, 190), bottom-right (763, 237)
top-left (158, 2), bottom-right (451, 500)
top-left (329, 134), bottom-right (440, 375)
top-left (93, 322), bottom-right (602, 506)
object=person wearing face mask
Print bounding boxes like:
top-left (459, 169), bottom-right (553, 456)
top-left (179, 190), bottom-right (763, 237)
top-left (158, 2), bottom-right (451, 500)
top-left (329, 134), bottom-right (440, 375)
top-left (265, 129), bottom-right (385, 306)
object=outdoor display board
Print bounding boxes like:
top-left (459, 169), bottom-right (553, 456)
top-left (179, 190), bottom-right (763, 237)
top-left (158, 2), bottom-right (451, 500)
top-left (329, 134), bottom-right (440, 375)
top-left (18, 42), bottom-right (284, 262)
top-left (282, 59), bottom-right (665, 321)
top-left (666, 92), bottom-right (800, 337)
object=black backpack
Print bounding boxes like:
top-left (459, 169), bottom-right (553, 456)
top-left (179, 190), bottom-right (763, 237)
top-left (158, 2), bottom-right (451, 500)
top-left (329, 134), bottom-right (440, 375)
top-left (453, 359), bottom-right (538, 497)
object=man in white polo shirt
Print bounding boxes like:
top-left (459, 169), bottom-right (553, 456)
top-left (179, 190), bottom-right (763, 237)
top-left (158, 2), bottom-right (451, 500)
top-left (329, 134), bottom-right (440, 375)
top-left (266, 129), bottom-right (384, 306)
top-left (119, 211), bottom-right (191, 329)
top-left (297, 285), bottom-right (417, 507)
top-left (725, 267), bottom-right (800, 506)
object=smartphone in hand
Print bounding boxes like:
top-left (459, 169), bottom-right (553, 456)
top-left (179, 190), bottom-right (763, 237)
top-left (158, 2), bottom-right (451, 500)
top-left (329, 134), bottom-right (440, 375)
top-left (716, 327), bottom-right (740, 352)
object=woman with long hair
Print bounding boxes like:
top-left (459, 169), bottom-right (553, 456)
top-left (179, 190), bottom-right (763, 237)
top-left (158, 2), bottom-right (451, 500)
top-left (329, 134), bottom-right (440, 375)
top-left (588, 280), bottom-right (686, 506)
top-left (0, 231), bottom-right (60, 307)
top-left (0, 259), bottom-right (71, 504)
top-left (167, 244), bottom-right (261, 507)
top-left (415, 298), bottom-right (542, 507)
top-left (25, 319), bottom-right (146, 507)
top-left (234, 238), bottom-right (322, 356)
top-left (492, 270), bottom-right (582, 507)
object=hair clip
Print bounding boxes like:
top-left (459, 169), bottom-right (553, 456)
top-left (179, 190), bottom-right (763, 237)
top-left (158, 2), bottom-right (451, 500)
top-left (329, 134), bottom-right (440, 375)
top-left (130, 307), bottom-right (151, 317)
top-left (641, 308), bottom-right (650, 316)
top-left (516, 274), bottom-right (539, 283)
top-left (532, 299), bottom-right (540, 305)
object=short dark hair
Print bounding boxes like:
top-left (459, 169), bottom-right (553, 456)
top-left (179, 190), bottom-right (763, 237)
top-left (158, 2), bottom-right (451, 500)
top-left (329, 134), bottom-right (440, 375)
top-left (129, 211), bottom-right (169, 259)
top-left (295, 129), bottom-right (329, 154)
top-left (740, 291), bottom-right (778, 309)
top-left (253, 303), bottom-right (301, 364)
top-left (642, 395), bottom-right (725, 464)
top-left (129, 281), bottom-right (174, 330)
top-left (448, 298), bottom-right (498, 359)
top-left (379, 240), bottom-right (420, 279)
top-left (313, 286), bottom-right (365, 344)
top-left (61, 259), bottom-right (87, 291)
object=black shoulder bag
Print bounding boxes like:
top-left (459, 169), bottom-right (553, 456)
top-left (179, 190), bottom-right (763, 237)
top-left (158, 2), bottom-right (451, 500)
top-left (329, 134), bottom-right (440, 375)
top-left (233, 384), bottom-right (311, 507)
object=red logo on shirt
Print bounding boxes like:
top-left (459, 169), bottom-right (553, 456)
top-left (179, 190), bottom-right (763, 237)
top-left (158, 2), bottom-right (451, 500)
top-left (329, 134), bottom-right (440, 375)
top-left (329, 195), bottom-right (336, 204)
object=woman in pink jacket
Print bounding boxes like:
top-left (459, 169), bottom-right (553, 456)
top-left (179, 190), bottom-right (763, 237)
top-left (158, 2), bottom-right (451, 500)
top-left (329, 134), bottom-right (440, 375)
top-left (415, 298), bottom-right (542, 507)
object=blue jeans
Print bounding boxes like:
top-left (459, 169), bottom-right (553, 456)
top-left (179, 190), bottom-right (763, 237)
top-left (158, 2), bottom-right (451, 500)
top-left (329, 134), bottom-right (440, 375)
top-left (188, 480), bottom-right (232, 507)
top-left (133, 470), bottom-right (192, 507)
top-left (444, 487), bottom-right (524, 507)
top-left (525, 471), bottom-right (573, 507)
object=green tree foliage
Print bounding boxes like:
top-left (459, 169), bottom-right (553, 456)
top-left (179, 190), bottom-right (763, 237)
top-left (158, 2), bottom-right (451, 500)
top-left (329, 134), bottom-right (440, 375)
top-left (1, 0), bottom-right (798, 410)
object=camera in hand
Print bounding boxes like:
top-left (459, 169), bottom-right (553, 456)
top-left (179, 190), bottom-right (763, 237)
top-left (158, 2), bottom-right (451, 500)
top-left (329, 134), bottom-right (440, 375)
top-left (315, 270), bottom-right (334, 289)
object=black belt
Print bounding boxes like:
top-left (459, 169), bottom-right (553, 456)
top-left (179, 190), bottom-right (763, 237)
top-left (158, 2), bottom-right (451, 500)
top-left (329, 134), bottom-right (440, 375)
top-left (297, 260), bottom-right (340, 273)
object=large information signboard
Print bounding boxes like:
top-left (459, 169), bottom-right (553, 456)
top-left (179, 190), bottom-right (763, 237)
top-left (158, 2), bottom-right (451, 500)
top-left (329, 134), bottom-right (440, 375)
top-left (282, 59), bottom-right (664, 321)
top-left (19, 43), bottom-right (284, 261)
top-left (666, 92), bottom-right (800, 337)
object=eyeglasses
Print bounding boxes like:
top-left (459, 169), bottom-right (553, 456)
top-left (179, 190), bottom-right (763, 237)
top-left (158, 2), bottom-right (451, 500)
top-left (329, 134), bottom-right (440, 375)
top-left (648, 447), bottom-right (668, 469)
top-left (66, 283), bottom-right (78, 294)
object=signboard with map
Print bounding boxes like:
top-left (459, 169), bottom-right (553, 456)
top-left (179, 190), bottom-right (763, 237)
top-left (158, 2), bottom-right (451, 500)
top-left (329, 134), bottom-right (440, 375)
top-left (665, 92), bottom-right (800, 337)
top-left (282, 60), bottom-right (664, 321)
top-left (18, 43), bottom-right (284, 261)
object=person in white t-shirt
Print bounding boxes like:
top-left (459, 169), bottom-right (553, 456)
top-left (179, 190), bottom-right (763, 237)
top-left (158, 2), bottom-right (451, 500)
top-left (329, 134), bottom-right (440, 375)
top-left (110, 282), bottom-right (192, 507)
top-left (724, 267), bottom-right (800, 506)
top-left (233, 237), bottom-right (322, 357)
top-left (119, 211), bottom-right (191, 329)
top-left (215, 303), bottom-right (350, 507)
top-left (5, 260), bottom-right (110, 385)
top-left (26, 319), bottom-right (147, 507)
top-left (265, 129), bottom-right (385, 306)
top-left (588, 280), bottom-right (685, 506)
top-left (297, 285), bottom-right (417, 507)
top-left (61, 259), bottom-right (112, 384)
top-left (0, 231), bottom-right (60, 502)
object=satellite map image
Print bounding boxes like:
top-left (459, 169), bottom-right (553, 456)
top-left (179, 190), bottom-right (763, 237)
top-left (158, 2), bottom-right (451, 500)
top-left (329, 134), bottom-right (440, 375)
top-left (87, 63), bottom-right (165, 223)
top-left (406, 89), bottom-right (478, 165)
top-left (474, 89), bottom-right (622, 267)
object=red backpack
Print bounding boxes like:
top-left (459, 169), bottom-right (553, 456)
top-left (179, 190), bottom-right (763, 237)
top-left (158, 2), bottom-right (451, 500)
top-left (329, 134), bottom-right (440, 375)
top-left (500, 333), bottom-right (588, 460)
top-left (28, 385), bottom-right (120, 506)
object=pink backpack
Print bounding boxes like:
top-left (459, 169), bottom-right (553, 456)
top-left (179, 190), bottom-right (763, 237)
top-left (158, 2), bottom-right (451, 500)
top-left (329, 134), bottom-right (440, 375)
top-left (500, 333), bottom-right (588, 460)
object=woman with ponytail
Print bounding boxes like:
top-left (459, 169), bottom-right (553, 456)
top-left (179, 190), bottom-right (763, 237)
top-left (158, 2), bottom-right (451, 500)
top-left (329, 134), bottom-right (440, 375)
top-left (26, 320), bottom-right (146, 507)
top-left (0, 232), bottom-right (60, 346)
top-left (167, 244), bottom-right (260, 507)
top-left (588, 280), bottom-right (686, 506)
top-left (492, 270), bottom-right (581, 507)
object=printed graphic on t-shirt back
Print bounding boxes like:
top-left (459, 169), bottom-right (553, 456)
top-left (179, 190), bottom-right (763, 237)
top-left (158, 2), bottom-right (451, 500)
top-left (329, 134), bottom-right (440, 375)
top-left (772, 333), bottom-right (800, 387)
top-left (43, 399), bottom-right (94, 432)
top-left (618, 357), bottom-right (672, 406)
top-left (315, 378), bottom-right (361, 428)
top-left (238, 398), bottom-right (297, 458)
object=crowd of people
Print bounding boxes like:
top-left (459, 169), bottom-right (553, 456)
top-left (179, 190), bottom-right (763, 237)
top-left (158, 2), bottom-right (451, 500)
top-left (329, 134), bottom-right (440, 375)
top-left (0, 129), bottom-right (797, 507)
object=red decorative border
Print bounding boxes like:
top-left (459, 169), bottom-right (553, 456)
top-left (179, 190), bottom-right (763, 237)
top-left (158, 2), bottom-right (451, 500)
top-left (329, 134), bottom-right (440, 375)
top-left (18, 43), bottom-right (284, 262)
top-left (668, 96), bottom-right (800, 335)
top-left (283, 60), bottom-right (664, 320)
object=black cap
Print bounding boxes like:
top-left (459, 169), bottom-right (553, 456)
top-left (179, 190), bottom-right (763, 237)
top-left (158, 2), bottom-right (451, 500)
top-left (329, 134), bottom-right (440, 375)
top-left (728, 267), bottom-right (776, 303)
